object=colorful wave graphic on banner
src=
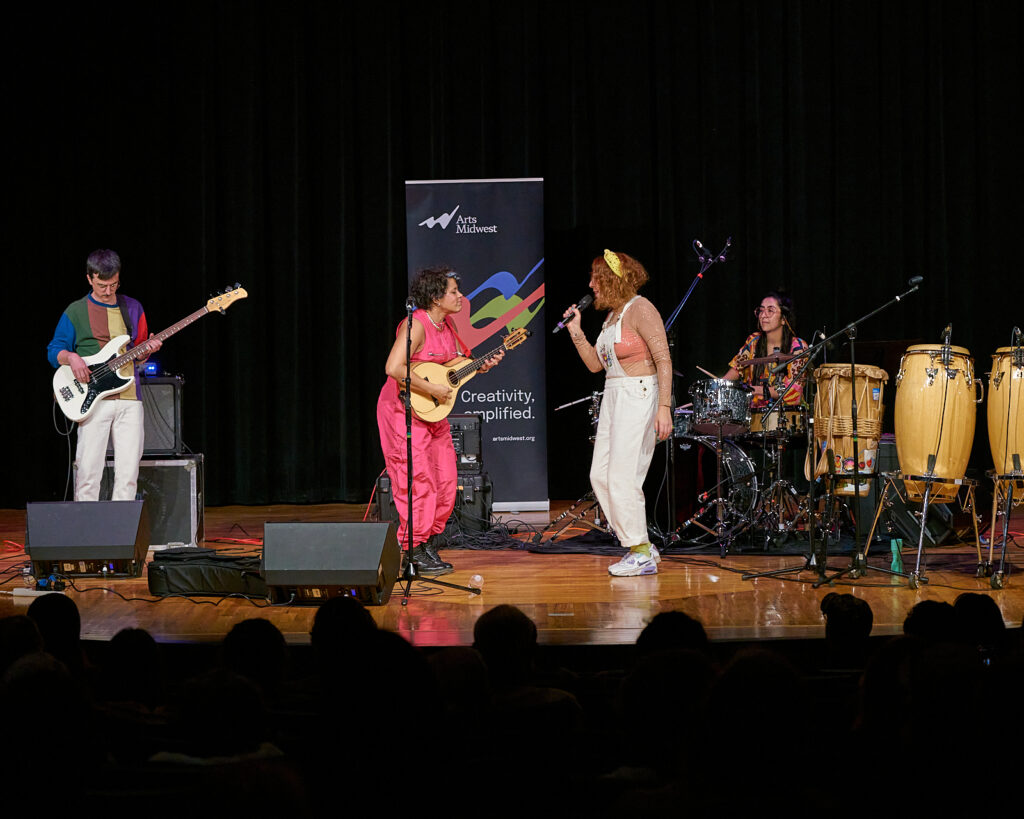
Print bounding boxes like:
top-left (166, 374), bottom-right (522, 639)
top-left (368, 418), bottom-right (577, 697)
top-left (450, 258), bottom-right (545, 351)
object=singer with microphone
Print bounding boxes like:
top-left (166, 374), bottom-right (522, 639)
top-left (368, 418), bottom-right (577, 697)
top-left (561, 249), bottom-right (672, 577)
top-left (722, 290), bottom-right (808, 408)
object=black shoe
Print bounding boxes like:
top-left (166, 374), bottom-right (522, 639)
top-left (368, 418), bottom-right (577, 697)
top-left (410, 545), bottom-right (453, 576)
top-left (424, 536), bottom-right (453, 570)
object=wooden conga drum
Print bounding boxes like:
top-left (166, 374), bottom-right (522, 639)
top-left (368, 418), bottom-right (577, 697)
top-left (895, 344), bottom-right (980, 502)
top-left (987, 347), bottom-right (1024, 475)
top-left (811, 364), bottom-right (888, 495)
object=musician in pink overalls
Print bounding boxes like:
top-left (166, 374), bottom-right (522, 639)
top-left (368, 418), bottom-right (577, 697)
top-left (377, 268), bottom-right (503, 576)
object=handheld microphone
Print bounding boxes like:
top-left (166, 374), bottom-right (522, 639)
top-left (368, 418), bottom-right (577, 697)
top-left (552, 294), bottom-right (594, 334)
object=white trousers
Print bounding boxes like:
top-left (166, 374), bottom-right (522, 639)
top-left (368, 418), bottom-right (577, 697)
top-left (590, 375), bottom-right (659, 548)
top-left (75, 400), bottom-right (144, 502)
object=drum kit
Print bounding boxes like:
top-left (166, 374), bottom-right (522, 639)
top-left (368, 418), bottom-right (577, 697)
top-left (669, 355), bottom-right (816, 554)
top-left (670, 332), bottom-right (1020, 588)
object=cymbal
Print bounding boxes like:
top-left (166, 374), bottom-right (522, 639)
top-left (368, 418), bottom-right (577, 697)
top-left (735, 352), bottom-right (796, 368)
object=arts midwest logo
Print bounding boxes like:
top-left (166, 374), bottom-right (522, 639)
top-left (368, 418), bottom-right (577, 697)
top-left (418, 204), bottom-right (498, 234)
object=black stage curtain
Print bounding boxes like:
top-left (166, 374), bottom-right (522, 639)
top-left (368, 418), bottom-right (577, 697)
top-left (7, 1), bottom-right (1021, 507)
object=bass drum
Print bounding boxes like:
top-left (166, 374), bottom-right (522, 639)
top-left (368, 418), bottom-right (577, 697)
top-left (672, 436), bottom-right (759, 543)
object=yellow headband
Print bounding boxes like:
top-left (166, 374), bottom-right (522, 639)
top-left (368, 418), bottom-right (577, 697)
top-left (603, 248), bottom-right (624, 278)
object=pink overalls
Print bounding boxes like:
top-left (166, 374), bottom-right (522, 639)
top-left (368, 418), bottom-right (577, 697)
top-left (376, 310), bottom-right (463, 549)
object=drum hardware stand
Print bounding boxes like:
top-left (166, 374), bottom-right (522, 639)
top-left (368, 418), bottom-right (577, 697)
top-left (533, 392), bottom-right (610, 545)
top-left (861, 471), bottom-right (983, 588)
top-left (712, 425), bottom-right (733, 557)
top-left (659, 237), bottom-right (732, 542)
top-left (985, 331), bottom-right (1023, 588)
top-left (742, 358), bottom-right (842, 583)
top-left (752, 429), bottom-right (810, 545)
top-left (531, 491), bottom-right (610, 544)
top-left (987, 458), bottom-right (1022, 589)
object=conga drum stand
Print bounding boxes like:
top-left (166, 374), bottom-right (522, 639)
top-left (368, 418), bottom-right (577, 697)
top-left (862, 472), bottom-right (982, 588)
top-left (988, 462), bottom-right (1023, 589)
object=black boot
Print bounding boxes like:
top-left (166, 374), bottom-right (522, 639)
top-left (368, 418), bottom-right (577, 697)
top-left (423, 535), bottom-right (453, 571)
top-left (409, 545), bottom-right (453, 576)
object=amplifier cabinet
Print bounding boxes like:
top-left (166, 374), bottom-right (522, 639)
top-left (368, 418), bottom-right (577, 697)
top-left (105, 376), bottom-right (185, 456)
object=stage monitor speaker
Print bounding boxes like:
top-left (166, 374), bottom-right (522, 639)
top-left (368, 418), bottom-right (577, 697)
top-left (26, 500), bottom-right (150, 578)
top-left (262, 522), bottom-right (400, 606)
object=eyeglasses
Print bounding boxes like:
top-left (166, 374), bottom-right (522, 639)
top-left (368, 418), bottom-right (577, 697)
top-left (754, 306), bottom-right (779, 318)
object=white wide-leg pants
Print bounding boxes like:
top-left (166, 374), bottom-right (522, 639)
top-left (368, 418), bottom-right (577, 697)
top-left (75, 400), bottom-right (144, 501)
top-left (589, 375), bottom-right (659, 548)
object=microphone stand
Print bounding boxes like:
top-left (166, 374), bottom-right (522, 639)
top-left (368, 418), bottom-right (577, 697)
top-left (660, 237), bottom-right (731, 546)
top-left (397, 299), bottom-right (478, 605)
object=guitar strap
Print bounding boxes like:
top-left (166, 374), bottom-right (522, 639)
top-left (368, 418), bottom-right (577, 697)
top-left (115, 295), bottom-right (135, 346)
top-left (446, 318), bottom-right (473, 358)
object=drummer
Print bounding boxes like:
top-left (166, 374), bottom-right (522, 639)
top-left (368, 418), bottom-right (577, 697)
top-left (722, 290), bottom-right (809, 408)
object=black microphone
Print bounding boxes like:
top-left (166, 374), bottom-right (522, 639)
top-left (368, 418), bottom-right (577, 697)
top-left (553, 294), bottom-right (594, 334)
top-left (908, 276), bottom-right (924, 286)
top-left (716, 237), bottom-right (733, 262)
top-left (942, 323), bottom-right (952, 345)
top-left (693, 240), bottom-right (710, 263)
top-left (1014, 326), bottom-right (1022, 343)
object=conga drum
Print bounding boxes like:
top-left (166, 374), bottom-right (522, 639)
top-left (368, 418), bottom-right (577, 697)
top-left (810, 364), bottom-right (889, 495)
top-left (987, 347), bottom-right (1024, 475)
top-left (895, 344), bottom-right (980, 502)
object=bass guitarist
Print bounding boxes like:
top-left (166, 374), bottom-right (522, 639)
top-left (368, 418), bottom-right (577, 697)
top-left (47, 249), bottom-right (161, 501)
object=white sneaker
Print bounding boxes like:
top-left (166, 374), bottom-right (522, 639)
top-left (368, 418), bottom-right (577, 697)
top-left (608, 551), bottom-right (658, 577)
top-left (650, 545), bottom-right (661, 564)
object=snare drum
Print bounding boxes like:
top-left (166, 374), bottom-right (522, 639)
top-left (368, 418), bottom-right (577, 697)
top-left (811, 363), bottom-right (889, 495)
top-left (987, 347), bottom-right (1023, 475)
top-left (895, 344), bottom-right (980, 502)
top-left (689, 379), bottom-right (752, 436)
top-left (749, 407), bottom-right (807, 439)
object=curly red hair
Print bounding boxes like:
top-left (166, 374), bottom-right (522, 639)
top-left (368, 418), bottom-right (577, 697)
top-left (591, 251), bottom-right (649, 309)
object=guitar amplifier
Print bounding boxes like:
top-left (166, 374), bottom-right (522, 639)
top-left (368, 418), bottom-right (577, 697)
top-left (106, 376), bottom-right (184, 456)
top-left (86, 454), bottom-right (205, 548)
top-left (450, 413), bottom-right (483, 474)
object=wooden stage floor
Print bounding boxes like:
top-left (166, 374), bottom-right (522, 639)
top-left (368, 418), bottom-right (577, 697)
top-left (2, 503), bottom-right (1022, 647)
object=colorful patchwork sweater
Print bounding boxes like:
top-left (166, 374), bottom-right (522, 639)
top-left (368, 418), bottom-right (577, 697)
top-left (47, 293), bottom-right (150, 400)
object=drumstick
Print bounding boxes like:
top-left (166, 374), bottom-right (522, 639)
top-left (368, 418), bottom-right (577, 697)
top-left (695, 365), bottom-right (719, 379)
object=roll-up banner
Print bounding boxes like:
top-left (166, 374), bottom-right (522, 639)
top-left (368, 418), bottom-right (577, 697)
top-left (405, 178), bottom-right (548, 511)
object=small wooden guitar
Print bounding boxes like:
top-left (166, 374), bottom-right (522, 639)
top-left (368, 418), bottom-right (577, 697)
top-left (409, 327), bottom-right (532, 422)
top-left (53, 285), bottom-right (247, 421)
